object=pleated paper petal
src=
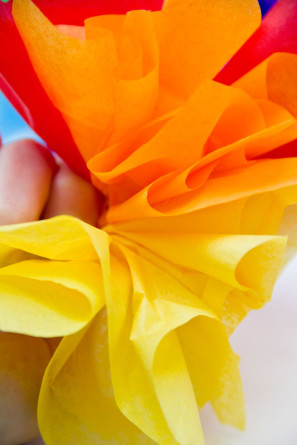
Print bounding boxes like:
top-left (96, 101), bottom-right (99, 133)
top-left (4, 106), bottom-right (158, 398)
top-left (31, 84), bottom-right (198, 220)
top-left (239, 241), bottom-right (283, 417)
top-left (0, 217), bottom-right (109, 337)
top-left (0, 211), bottom-right (290, 444)
top-left (0, 0), bottom-right (163, 174)
top-left (12, 0), bottom-right (261, 163)
top-left (38, 311), bottom-right (156, 445)
top-left (0, 2), bottom-right (89, 178)
top-left (1, 0), bottom-right (297, 444)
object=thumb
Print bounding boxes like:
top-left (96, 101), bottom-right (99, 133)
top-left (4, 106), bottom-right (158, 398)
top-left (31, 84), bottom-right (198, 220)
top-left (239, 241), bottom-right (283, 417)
top-left (0, 333), bottom-right (51, 445)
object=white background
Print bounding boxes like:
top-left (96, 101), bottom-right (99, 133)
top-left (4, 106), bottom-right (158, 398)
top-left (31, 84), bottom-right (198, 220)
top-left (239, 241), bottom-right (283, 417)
top-left (201, 256), bottom-right (297, 445)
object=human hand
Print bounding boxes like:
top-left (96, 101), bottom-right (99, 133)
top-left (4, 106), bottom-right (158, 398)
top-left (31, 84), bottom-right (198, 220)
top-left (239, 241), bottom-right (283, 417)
top-left (0, 139), bottom-right (101, 445)
top-left (0, 138), bottom-right (101, 226)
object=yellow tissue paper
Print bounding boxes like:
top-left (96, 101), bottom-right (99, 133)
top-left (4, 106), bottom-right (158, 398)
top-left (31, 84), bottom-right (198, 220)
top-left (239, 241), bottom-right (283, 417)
top-left (0, 0), bottom-right (297, 443)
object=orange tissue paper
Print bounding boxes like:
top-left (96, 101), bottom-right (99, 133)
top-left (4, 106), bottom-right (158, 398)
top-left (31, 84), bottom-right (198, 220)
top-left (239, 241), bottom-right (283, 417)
top-left (0, 0), bottom-right (297, 444)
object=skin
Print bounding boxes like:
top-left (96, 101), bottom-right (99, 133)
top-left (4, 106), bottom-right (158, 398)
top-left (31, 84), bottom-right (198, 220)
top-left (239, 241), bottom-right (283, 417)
top-left (0, 139), bottom-right (101, 226)
top-left (0, 139), bottom-right (102, 445)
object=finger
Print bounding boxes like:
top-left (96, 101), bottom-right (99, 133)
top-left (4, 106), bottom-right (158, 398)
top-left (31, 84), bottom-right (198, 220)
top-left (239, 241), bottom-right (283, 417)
top-left (23, 437), bottom-right (45, 445)
top-left (43, 162), bottom-right (102, 226)
top-left (0, 333), bottom-right (51, 445)
top-left (0, 140), bottom-right (56, 225)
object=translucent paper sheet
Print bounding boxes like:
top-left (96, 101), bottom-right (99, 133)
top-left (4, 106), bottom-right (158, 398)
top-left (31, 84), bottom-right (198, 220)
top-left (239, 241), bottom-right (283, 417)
top-left (0, 202), bottom-right (292, 444)
top-left (1, 0), bottom-right (297, 444)
top-left (12, 0), bottom-right (261, 161)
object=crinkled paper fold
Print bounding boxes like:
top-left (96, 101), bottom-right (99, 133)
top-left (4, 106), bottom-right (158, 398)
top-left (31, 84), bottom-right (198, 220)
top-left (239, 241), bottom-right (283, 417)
top-left (1, 0), bottom-right (297, 444)
top-left (0, 196), bottom-right (294, 443)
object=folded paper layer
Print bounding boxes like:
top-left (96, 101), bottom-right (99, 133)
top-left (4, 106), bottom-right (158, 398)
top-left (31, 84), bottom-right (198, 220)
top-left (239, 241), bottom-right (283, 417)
top-left (12, 0), bottom-right (261, 165)
top-left (12, 0), bottom-right (297, 228)
top-left (1, 1), bottom-right (297, 444)
top-left (0, 0), bottom-right (164, 175)
top-left (0, 211), bottom-right (291, 444)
